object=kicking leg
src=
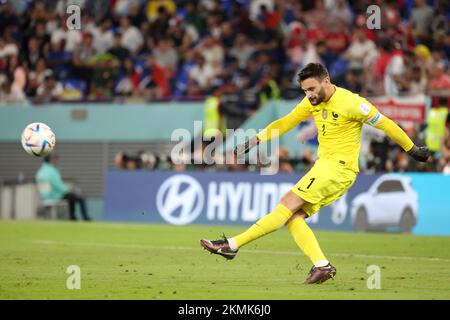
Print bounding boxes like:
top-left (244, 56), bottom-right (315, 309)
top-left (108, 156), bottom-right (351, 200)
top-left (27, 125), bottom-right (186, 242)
top-left (200, 191), bottom-right (305, 260)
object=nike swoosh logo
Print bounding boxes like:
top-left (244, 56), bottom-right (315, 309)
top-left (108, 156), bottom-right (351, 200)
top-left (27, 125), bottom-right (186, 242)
top-left (217, 248), bottom-right (235, 255)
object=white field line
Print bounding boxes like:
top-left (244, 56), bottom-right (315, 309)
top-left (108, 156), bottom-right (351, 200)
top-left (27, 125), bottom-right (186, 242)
top-left (31, 240), bottom-right (450, 263)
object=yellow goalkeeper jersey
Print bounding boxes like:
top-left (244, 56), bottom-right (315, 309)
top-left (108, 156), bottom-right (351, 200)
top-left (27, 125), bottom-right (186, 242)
top-left (257, 86), bottom-right (414, 172)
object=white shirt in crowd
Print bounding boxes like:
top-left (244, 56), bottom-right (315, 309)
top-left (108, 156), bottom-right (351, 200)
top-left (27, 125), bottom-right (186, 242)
top-left (51, 29), bottom-right (82, 52)
top-left (0, 43), bottom-right (18, 59)
top-left (37, 82), bottom-right (64, 98)
top-left (384, 54), bottom-right (405, 96)
top-left (0, 85), bottom-right (29, 106)
top-left (189, 64), bottom-right (216, 89)
top-left (345, 39), bottom-right (376, 70)
top-left (121, 26), bottom-right (143, 54)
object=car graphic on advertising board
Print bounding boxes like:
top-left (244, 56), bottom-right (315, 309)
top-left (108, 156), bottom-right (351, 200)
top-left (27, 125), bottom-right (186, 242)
top-left (350, 174), bottom-right (418, 233)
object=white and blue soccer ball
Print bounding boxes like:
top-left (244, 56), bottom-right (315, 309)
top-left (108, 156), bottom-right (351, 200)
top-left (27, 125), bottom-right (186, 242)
top-left (21, 122), bottom-right (56, 157)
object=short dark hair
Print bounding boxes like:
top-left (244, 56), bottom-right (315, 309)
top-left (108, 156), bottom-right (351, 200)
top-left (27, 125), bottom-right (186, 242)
top-left (297, 63), bottom-right (329, 83)
top-left (44, 154), bottom-right (57, 163)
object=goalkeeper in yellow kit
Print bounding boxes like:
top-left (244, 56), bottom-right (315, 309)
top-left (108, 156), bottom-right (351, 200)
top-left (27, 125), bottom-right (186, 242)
top-left (200, 63), bottom-right (430, 284)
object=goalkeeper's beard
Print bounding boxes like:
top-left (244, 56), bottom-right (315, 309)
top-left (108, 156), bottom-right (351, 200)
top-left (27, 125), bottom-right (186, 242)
top-left (309, 86), bottom-right (326, 105)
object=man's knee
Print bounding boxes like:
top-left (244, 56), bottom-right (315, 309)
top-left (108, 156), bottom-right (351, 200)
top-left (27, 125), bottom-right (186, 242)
top-left (285, 209), bottom-right (308, 225)
top-left (280, 191), bottom-right (306, 213)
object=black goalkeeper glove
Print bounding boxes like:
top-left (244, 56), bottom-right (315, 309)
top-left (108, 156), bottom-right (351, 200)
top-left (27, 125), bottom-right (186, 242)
top-left (234, 136), bottom-right (260, 156)
top-left (407, 145), bottom-right (431, 162)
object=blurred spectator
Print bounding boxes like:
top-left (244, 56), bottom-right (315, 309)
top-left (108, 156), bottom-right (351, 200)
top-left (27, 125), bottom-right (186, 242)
top-left (304, 0), bottom-right (328, 28)
top-left (139, 54), bottom-right (171, 99)
top-left (430, 47), bottom-right (449, 72)
top-left (28, 19), bottom-right (51, 55)
top-left (115, 57), bottom-right (140, 97)
top-left (173, 47), bottom-right (197, 97)
top-left (0, 1), bottom-right (19, 35)
top-left (146, 0), bottom-right (176, 23)
top-left (258, 3), bottom-right (281, 30)
top-left (4, 54), bottom-right (26, 90)
top-left (220, 79), bottom-right (244, 130)
top-left (431, 1), bottom-right (449, 41)
top-left (203, 85), bottom-right (223, 141)
top-left (384, 49), bottom-right (416, 96)
top-left (72, 32), bottom-right (97, 89)
top-left (409, 0), bottom-right (434, 42)
top-left (278, 147), bottom-right (295, 173)
top-left (427, 63), bottom-right (450, 93)
top-left (229, 33), bottom-right (254, 69)
top-left (114, 152), bottom-right (127, 169)
top-left (329, 0), bottom-right (353, 26)
top-left (219, 21), bottom-right (235, 49)
top-left (425, 97), bottom-right (448, 153)
top-left (325, 20), bottom-right (351, 56)
top-left (108, 32), bottom-right (131, 61)
top-left (414, 44), bottom-right (433, 72)
top-left (128, 2), bottom-right (147, 28)
top-left (341, 27), bottom-right (376, 72)
top-left (0, 74), bottom-right (28, 105)
top-left (46, 40), bottom-right (73, 80)
top-left (35, 74), bottom-right (63, 104)
top-left (238, 70), bottom-right (260, 112)
top-left (342, 69), bottom-right (362, 93)
top-left (27, 57), bottom-right (53, 96)
top-left (403, 65), bottom-right (427, 96)
top-left (85, 0), bottom-right (111, 22)
top-left (315, 40), bottom-right (334, 69)
top-left (114, 151), bottom-right (143, 170)
top-left (371, 39), bottom-right (395, 95)
top-left (93, 18), bottom-right (115, 54)
top-left (300, 147), bottom-right (316, 172)
top-left (22, 37), bottom-right (42, 70)
top-left (198, 34), bottom-right (224, 76)
top-left (258, 71), bottom-right (280, 106)
top-left (148, 4), bottom-right (172, 43)
top-left (51, 17), bottom-right (82, 53)
top-left (139, 151), bottom-right (158, 170)
top-left (0, 36), bottom-right (18, 59)
top-left (120, 16), bottom-right (144, 54)
top-left (153, 37), bottom-right (178, 81)
top-left (189, 55), bottom-right (216, 93)
top-left (36, 153), bottom-right (90, 221)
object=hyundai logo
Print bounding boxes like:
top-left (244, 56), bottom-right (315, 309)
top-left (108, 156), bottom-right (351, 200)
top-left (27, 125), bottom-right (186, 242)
top-left (156, 175), bottom-right (205, 225)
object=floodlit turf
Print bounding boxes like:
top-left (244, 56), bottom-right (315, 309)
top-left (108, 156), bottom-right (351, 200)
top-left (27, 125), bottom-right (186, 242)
top-left (0, 220), bottom-right (449, 300)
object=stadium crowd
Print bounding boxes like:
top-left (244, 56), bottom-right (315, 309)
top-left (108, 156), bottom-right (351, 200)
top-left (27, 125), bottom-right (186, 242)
top-left (1, 0), bottom-right (449, 173)
top-left (0, 0), bottom-right (449, 106)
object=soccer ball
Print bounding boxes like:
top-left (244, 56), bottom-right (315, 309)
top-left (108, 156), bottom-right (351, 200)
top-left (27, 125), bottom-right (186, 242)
top-left (21, 122), bottom-right (56, 157)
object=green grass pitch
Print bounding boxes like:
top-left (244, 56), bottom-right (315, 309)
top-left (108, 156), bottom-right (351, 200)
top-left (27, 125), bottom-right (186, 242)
top-left (0, 220), bottom-right (449, 300)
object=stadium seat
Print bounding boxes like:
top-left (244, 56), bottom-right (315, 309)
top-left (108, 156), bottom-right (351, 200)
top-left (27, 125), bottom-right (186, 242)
top-left (35, 182), bottom-right (69, 220)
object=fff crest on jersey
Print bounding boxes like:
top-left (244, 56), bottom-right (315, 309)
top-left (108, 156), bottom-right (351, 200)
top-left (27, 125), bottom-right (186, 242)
top-left (322, 109), bottom-right (328, 119)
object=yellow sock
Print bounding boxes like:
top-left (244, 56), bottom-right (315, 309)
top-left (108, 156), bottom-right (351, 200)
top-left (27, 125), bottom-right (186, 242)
top-left (232, 204), bottom-right (293, 248)
top-left (286, 215), bottom-right (327, 265)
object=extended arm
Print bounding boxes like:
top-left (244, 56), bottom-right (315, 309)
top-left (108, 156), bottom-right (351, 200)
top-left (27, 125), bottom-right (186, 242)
top-left (234, 100), bottom-right (311, 156)
top-left (256, 113), bottom-right (303, 143)
top-left (233, 114), bottom-right (301, 156)
top-left (373, 116), bottom-right (430, 162)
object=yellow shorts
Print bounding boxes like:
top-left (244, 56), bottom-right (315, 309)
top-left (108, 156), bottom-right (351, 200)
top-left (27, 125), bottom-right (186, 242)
top-left (291, 158), bottom-right (357, 216)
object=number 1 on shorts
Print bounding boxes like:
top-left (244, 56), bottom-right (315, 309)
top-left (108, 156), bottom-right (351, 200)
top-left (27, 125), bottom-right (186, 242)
top-left (307, 177), bottom-right (315, 189)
